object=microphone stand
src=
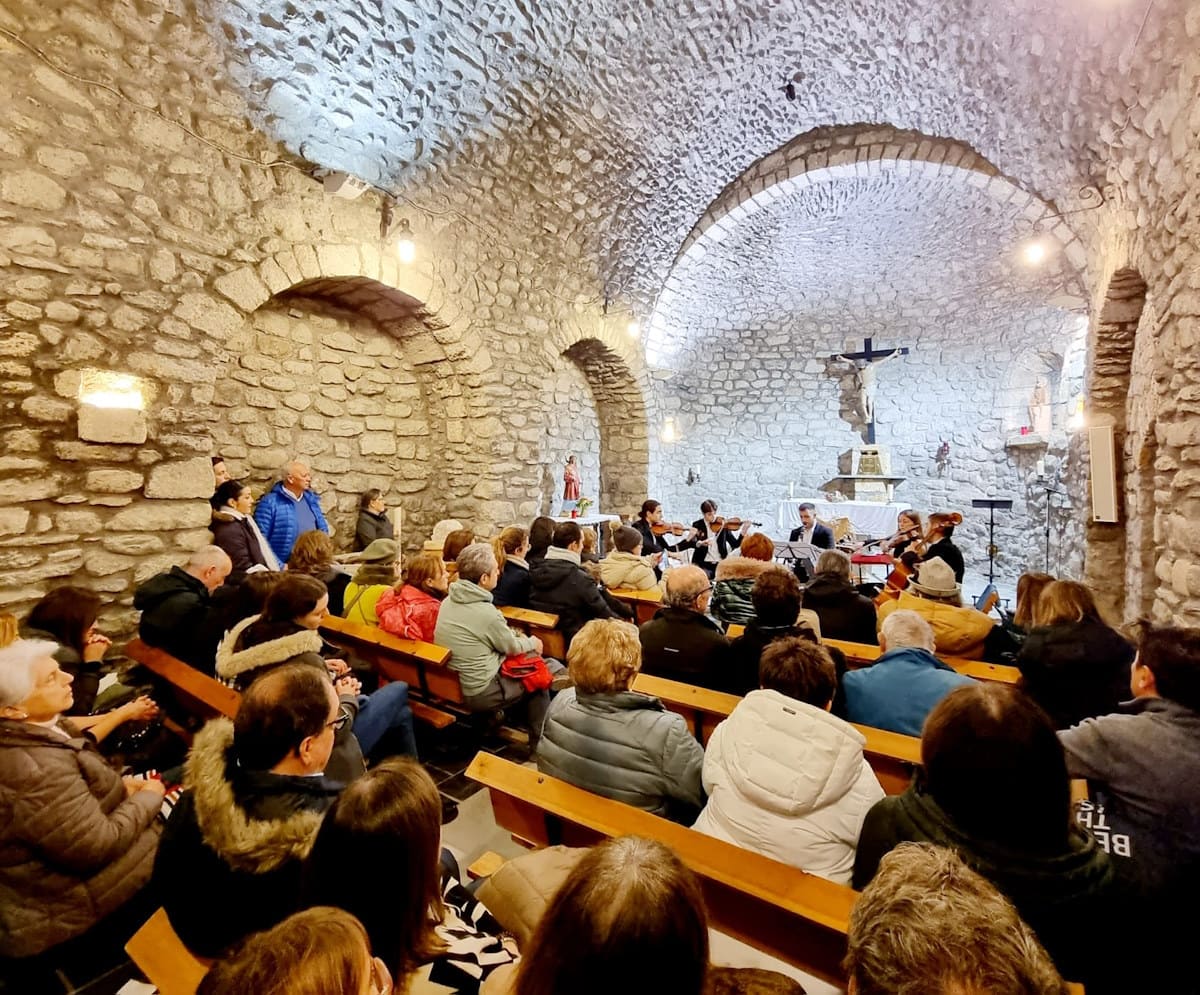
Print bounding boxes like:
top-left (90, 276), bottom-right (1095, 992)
top-left (1042, 483), bottom-right (1066, 574)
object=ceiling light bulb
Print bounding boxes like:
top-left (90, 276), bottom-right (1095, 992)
top-left (1022, 239), bottom-right (1048, 265)
top-left (391, 216), bottom-right (416, 264)
top-left (627, 320), bottom-right (641, 338)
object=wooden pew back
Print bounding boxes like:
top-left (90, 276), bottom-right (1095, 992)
top-left (125, 908), bottom-right (210, 995)
top-left (499, 606), bottom-right (566, 660)
top-left (822, 637), bottom-right (1020, 685)
top-left (630, 672), bottom-right (920, 795)
top-left (608, 587), bottom-right (663, 626)
top-left (124, 639), bottom-right (239, 739)
top-left (319, 615), bottom-right (465, 705)
top-left (466, 751), bottom-right (854, 985)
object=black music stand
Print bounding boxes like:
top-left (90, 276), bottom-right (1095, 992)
top-left (971, 498), bottom-right (1013, 586)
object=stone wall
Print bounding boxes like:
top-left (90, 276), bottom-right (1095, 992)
top-left (539, 361), bottom-right (602, 516)
top-left (213, 296), bottom-right (433, 550)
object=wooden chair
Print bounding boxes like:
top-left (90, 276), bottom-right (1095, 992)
top-left (466, 751), bottom-right (855, 985)
top-left (125, 908), bottom-right (210, 995)
top-left (630, 672), bottom-right (921, 796)
top-left (319, 615), bottom-right (460, 726)
top-left (499, 606), bottom-right (566, 660)
top-left (608, 587), bottom-right (663, 626)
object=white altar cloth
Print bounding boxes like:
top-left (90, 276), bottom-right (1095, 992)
top-left (776, 498), bottom-right (905, 538)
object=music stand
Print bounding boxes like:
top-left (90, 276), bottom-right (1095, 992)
top-left (971, 499), bottom-right (1013, 586)
top-left (773, 541), bottom-right (819, 577)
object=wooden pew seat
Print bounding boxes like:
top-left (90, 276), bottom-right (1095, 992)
top-left (499, 606), bottom-right (566, 660)
top-left (125, 908), bottom-right (210, 995)
top-left (466, 751), bottom-right (854, 985)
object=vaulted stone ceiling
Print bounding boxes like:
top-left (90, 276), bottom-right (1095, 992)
top-left (202, 0), bottom-right (1188, 322)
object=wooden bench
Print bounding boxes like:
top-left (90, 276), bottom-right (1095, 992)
top-left (125, 908), bottom-right (210, 995)
top-left (499, 606), bottom-right (566, 660)
top-left (466, 751), bottom-right (855, 985)
top-left (631, 672), bottom-right (921, 796)
top-left (608, 587), bottom-right (663, 626)
top-left (823, 638), bottom-right (1020, 685)
top-left (124, 638), bottom-right (239, 739)
top-left (319, 615), bottom-right (460, 726)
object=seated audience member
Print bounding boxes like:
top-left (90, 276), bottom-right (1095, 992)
top-left (580, 526), bottom-right (600, 564)
top-left (134, 545), bottom-right (234, 673)
top-left (489, 836), bottom-right (708, 995)
top-left (597, 525), bottom-right (659, 592)
top-left (875, 558), bottom-right (995, 660)
top-left (441, 528), bottom-right (476, 584)
top-left (492, 526), bottom-right (533, 608)
top-left (307, 759), bottom-right (517, 992)
top-left (853, 683), bottom-right (1113, 984)
top-left (710, 532), bottom-right (779, 626)
top-left (801, 549), bottom-right (877, 644)
top-left (846, 843), bottom-right (1067, 994)
top-left (422, 519), bottom-right (464, 555)
top-left (342, 539), bottom-right (401, 626)
top-left (530, 521), bottom-right (626, 648)
top-left (726, 569), bottom-right (817, 696)
top-left (539, 619), bottom-right (705, 822)
top-left (198, 907), bottom-right (395, 995)
top-left (154, 664), bottom-right (345, 957)
top-left (841, 610), bottom-right (974, 736)
top-left (985, 570), bottom-right (1055, 663)
top-left (287, 530), bottom-right (351, 617)
top-left (526, 515), bottom-right (556, 564)
top-left (1017, 579), bottom-right (1134, 729)
top-left (354, 488), bottom-right (394, 552)
top-left (435, 543), bottom-right (552, 750)
top-left (694, 638), bottom-right (883, 884)
top-left (639, 566), bottom-right (731, 691)
top-left (376, 552), bottom-right (448, 642)
top-left (218, 574), bottom-right (415, 764)
top-left (0, 639), bottom-right (164, 981)
top-left (216, 570), bottom-right (283, 641)
top-left (22, 586), bottom-right (112, 715)
top-left (254, 460), bottom-right (330, 565)
top-left (211, 479), bottom-right (281, 579)
top-left (1058, 620), bottom-right (1200, 992)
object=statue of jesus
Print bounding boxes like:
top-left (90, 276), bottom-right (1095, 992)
top-left (835, 348), bottom-right (902, 425)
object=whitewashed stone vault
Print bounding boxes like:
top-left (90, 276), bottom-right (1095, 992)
top-left (0, 0), bottom-right (1198, 625)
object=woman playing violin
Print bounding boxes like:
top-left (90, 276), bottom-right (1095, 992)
top-left (882, 509), bottom-right (924, 557)
top-left (634, 500), bottom-right (696, 578)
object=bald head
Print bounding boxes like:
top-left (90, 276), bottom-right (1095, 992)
top-left (282, 460), bottom-right (312, 497)
top-left (664, 565), bottom-right (711, 612)
top-left (186, 545), bottom-right (233, 593)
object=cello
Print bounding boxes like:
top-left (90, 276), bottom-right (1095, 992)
top-left (873, 512), bottom-right (963, 606)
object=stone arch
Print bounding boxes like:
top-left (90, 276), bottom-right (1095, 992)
top-left (1083, 267), bottom-right (1148, 621)
top-left (543, 317), bottom-right (653, 518)
top-left (648, 124), bottom-right (1089, 364)
top-left (206, 247), bottom-right (488, 551)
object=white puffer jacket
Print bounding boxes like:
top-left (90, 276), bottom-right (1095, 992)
top-left (692, 689), bottom-right (885, 885)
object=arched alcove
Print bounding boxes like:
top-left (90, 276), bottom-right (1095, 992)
top-left (1083, 267), bottom-right (1148, 621)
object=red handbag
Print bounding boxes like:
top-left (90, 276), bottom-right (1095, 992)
top-left (500, 652), bottom-right (554, 692)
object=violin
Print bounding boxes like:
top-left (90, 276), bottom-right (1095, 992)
top-left (650, 521), bottom-right (690, 536)
top-left (873, 512), bottom-right (964, 606)
top-left (712, 517), bottom-right (763, 532)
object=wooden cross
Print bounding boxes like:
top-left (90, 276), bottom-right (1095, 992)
top-left (829, 337), bottom-right (911, 444)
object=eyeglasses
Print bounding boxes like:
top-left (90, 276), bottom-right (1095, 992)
top-left (327, 712), bottom-right (350, 732)
top-left (695, 586), bottom-right (712, 599)
top-left (369, 955), bottom-right (393, 995)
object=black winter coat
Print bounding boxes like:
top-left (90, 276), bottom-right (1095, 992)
top-left (801, 574), bottom-right (878, 644)
top-left (493, 560), bottom-right (531, 609)
top-left (921, 538), bottom-right (965, 583)
top-left (726, 622), bottom-right (818, 696)
top-left (133, 567), bottom-right (234, 674)
top-left (210, 512), bottom-right (271, 579)
top-left (639, 607), bottom-right (732, 692)
top-left (354, 509), bottom-right (393, 551)
top-left (529, 554), bottom-right (622, 649)
top-left (1017, 619), bottom-right (1135, 729)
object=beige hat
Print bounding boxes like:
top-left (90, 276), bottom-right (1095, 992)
top-left (908, 557), bottom-right (961, 598)
top-left (423, 519), bottom-right (464, 553)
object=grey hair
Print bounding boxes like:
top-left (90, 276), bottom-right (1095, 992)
top-left (457, 542), bottom-right (498, 584)
top-left (664, 567), bottom-right (710, 609)
top-left (815, 549), bottom-right (851, 580)
top-left (0, 639), bottom-right (59, 708)
top-left (187, 545), bottom-right (232, 573)
top-left (845, 843), bottom-right (1067, 994)
top-left (880, 609), bottom-right (935, 652)
top-left (282, 459), bottom-right (309, 478)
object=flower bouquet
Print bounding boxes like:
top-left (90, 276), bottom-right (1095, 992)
top-left (574, 496), bottom-right (594, 518)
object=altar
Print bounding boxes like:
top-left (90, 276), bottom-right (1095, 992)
top-left (775, 498), bottom-right (905, 539)
top-left (553, 512), bottom-right (622, 554)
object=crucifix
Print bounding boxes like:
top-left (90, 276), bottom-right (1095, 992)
top-left (830, 337), bottom-right (910, 444)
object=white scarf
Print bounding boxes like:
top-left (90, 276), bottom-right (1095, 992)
top-left (226, 508), bottom-right (282, 571)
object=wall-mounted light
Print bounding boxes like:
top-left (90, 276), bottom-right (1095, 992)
top-left (380, 198), bottom-right (416, 265)
top-left (626, 320), bottom-right (641, 339)
top-left (661, 417), bottom-right (678, 444)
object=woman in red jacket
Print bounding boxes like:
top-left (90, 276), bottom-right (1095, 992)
top-left (377, 552), bottom-right (449, 643)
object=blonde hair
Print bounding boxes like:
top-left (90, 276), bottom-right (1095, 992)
top-left (403, 552), bottom-right (446, 596)
top-left (491, 526), bottom-right (528, 572)
top-left (1033, 580), bottom-right (1102, 629)
top-left (567, 619), bottom-right (642, 693)
top-left (581, 528), bottom-right (597, 553)
top-left (288, 531), bottom-right (336, 574)
top-left (1013, 572), bottom-right (1054, 629)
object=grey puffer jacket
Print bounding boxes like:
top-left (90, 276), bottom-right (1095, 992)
top-left (0, 718), bottom-right (161, 958)
top-left (537, 688), bottom-right (705, 823)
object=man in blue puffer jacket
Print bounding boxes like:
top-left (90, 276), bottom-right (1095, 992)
top-left (254, 460), bottom-right (330, 565)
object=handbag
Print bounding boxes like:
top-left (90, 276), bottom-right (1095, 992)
top-left (499, 652), bottom-right (554, 692)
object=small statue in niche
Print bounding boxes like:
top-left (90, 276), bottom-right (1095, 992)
top-left (935, 440), bottom-right (951, 477)
top-left (1029, 378), bottom-right (1052, 436)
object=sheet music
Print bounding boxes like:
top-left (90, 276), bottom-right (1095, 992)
top-left (772, 541), bottom-right (819, 570)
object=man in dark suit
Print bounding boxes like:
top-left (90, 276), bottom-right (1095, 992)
top-left (788, 502), bottom-right (834, 581)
